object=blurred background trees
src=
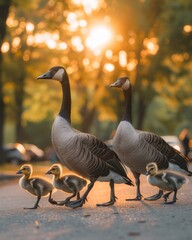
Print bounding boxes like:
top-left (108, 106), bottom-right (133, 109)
top-left (0, 0), bottom-right (192, 155)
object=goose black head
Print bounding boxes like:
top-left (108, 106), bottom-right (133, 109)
top-left (16, 164), bottom-right (32, 176)
top-left (110, 77), bottom-right (131, 90)
top-left (146, 162), bottom-right (158, 176)
top-left (37, 66), bottom-right (66, 82)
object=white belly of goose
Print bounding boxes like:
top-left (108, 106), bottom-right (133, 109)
top-left (97, 170), bottom-right (127, 183)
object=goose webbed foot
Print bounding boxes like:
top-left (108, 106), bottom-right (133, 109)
top-left (57, 193), bottom-right (77, 206)
top-left (49, 198), bottom-right (58, 205)
top-left (97, 196), bottom-right (118, 207)
top-left (65, 198), bottom-right (86, 209)
top-left (24, 196), bottom-right (41, 209)
top-left (66, 181), bottom-right (95, 209)
top-left (24, 205), bottom-right (40, 210)
top-left (97, 179), bottom-right (117, 206)
top-left (164, 191), bottom-right (177, 204)
top-left (144, 190), bottom-right (163, 201)
top-left (164, 199), bottom-right (177, 204)
top-left (125, 195), bottom-right (143, 201)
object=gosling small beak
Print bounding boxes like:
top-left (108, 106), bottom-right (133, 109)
top-left (37, 71), bottom-right (52, 80)
top-left (16, 169), bottom-right (22, 174)
top-left (145, 171), bottom-right (149, 176)
top-left (45, 170), bottom-right (52, 175)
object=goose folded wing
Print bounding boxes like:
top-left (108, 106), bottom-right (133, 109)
top-left (140, 132), bottom-right (189, 171)
top-left (78, 133), bottom-right (128, 179)
top-left (139, 132), bottom-right (169, 169)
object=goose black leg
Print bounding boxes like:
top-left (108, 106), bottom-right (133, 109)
top-left (126, 172), bottom-right (142, 201)
top-left (57, 193), bottom-right (76, 206)
top-left (24, 195), bottom-right (41, 209)
top-left (48, 191), bottom-right (58, 205)
top-left (66, 180), bottom-right (96, 209)
top-left (164, 189), bottom-right (177, 204)
top-left (76, 192), bottom-right (80, 200)
top-left (97, 179), bottom-right (117, 207)
top-left (144, 189), bottom-right (163, 201)
top-left (163, 191), bottom-right (173, 203)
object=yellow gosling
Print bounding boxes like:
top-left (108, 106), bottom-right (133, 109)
top-left (17, 164), bottom-right (57, 209)
top-left (46, 164), bottom-right (87, 205)
top-left (146, 162), bottom-right (188, 204)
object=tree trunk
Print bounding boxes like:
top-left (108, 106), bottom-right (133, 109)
top-left (0, 0), bottom-right (11, 159)
top-left (15, 72), bottom-right (26, 142)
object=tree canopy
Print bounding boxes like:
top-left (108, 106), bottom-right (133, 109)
top-left (1, 0), bottom-right (192, 150)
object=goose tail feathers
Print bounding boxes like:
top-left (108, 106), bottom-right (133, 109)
top-left (123, 176), bottom-right (134, 186)
top-left (169, 150), bottom-right (192, 176)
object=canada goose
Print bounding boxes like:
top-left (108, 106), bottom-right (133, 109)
top-left (146, 162), bottom-right (187, 204)
top-left (37, 66), bottom-right (133, 209)
top-left (16, 164), bottom-right (57, 209)
top-left (110, 77), bottom-right (191, 201)
top-left (46, 164), bottom-right (87, 205)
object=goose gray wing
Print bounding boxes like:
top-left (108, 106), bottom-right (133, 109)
top-left (140, 132), bottom-right (189, 171)
top-left (78, 133), bottom-right (133, 184)
top-left (137, 132), bottom-right (169, 169)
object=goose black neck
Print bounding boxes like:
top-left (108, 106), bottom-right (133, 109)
top-left (59, 74), bottom-right (71, 123)
top-left (122, 85), bottom-right (132, 122)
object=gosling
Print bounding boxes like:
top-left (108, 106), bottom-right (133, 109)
top-left (46, 164), bottom-right (87, 205)
top-left (146, 162), bottom-right (187, 204)
top-left (17, 164), bottom-right (57, 209)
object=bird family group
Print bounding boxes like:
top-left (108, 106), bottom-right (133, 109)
top-left (17, 66), bottom-right (191, 209)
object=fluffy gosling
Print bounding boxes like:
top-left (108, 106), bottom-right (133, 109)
top-left (146, 162), bottom-right (187, 204)
top-left (46, 164), bottom-right (87, 205)
top-left (17, 164), bottom-right (57, 209)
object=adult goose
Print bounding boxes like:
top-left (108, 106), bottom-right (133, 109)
top-left (17, 164), bottom-right (57, 209)
top-left (46, 164), bottom-right (87, 205)
top-left (37, 66), bottom-right (133, 208)
top-left (146, 162), bottom-right (187, 204)
top-left (110, 76), bottom-right (191, 201)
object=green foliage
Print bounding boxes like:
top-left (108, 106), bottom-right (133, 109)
top-left (1, 0), bottom-right (192, 147)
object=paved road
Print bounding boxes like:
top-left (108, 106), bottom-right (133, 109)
top-left (0, 169), bottom-right (192, 240)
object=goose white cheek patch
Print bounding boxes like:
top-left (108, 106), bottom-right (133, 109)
top-left (53, 69), bottom-right (65, 82)
top-left (122, 80), bottom-right (130, 90)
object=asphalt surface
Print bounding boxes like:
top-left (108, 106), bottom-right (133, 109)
top-left (0, 169), bottom-right (192, 240)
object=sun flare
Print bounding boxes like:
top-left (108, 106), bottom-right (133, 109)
top-left (86, 26), bottom-right (113, 51)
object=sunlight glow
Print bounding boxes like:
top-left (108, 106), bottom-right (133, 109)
top-left (1, 42), bottom-right (10, 53)
top-left (71, 36), bottom-right (84, 52)
top-left (86, 26), bottom-right (112, 51)
top-left (183, 25), bottom-right (192, 33)
top-left (83, 58), bottom-right (90, 66)
top-left (104, 63), bottom-right (115, 72)
top-left (105, 49), bottom-right (113, 60)
top-left (119, 51), bottom-right (127, 67)
top-left (27, 35), bottom-right (34, 46)
top-left (26, 22), bottom-right (34, 33)
top-left (58, 42), bottom-right (68, 50)
top-left (45, 38), bottom-right (57, 49)
top-left (127, 59), bottom-right (138, 71)
top-left (12, 37), bottom-right (21, 49)
top-left (144, 38), bottom-right (159, 55)
top-left (6, 15), bottom-right (18, 28)
top-left (82, 0), bottom-right (100, 14)
top-left (72, 0), bottom-right (100, 14)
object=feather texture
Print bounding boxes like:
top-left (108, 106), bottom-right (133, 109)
top-left (37, 67), bottom-right (133, 208)
top-left (110, 77), bottom-right (191, 200)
